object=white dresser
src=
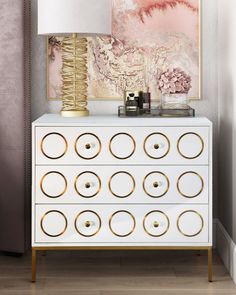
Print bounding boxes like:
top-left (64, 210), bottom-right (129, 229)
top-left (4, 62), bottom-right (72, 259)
top-left (32, 114), bottom-right (213, 282)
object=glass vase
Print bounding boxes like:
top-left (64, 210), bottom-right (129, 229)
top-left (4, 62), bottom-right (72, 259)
top-left (161, 93), bottom-right (189, 110)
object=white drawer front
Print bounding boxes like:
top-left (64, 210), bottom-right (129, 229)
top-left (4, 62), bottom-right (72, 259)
top-left (34, 205), bottom-right (209, 244)
top-left (35, 166), bottom-right (209, 204)
top-left (35, 127), bottom-right (209, 165)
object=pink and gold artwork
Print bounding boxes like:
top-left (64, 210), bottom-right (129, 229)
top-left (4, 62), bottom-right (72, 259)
top-left (47, 0), bottom-right (200, 100)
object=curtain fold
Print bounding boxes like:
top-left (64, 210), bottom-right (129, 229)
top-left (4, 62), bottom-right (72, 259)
top-left (0, 0), bottom-right (31, 253)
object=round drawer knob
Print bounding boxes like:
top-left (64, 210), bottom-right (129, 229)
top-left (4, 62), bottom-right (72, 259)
top-left (75, 210), bottom-right (101, 237)
top-left (153, 182), bottom-right (159, 188)
top-left (153, 221), bottom-right (159, 228)
top-left (75, 133), bottom-right (101, 160)
top-left (144, 133), bottom-right (170, 159)
top-left (85, 221), bottom-right (92, 228)
top-left (85, 182), bottom-right (91, 189)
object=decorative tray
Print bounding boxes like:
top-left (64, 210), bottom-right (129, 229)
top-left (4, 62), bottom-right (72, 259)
top-left (118, 106), bottom-right (195, 118)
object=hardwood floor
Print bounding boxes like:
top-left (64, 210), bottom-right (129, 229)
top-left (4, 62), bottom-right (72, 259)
top-left (0, 250), bottom-right (235, 294)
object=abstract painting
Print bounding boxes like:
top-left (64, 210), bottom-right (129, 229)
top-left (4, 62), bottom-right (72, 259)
top-left (47, 0), bottom-right (201, 100)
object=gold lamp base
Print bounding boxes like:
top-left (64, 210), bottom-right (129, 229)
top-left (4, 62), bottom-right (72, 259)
top-left (61, 109), bottom-right (90, 118)
top-left (61, 33), bottom-right (89, 118)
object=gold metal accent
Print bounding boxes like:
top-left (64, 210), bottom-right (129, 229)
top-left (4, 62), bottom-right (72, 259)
top-left (74, 210), bottom-right (101, 237)
top-left (60, 33), bottom-right (89, 117)
top-left (208, 247), bottom-right (213, 282)
top-left (40, 132), bottom-right (68, 160)
top-left (177, 171), bottom-right (204, 198)
top-left (177, 210), bottom-right (204, 237)
top-left (109, 133), bottom-right (136, 160)
top-left (177, 132), bottom-right (204, 159)
top-left (153, 182), bottom-right (159, 188)
top-left (143, 211), bottom-right (170, 237)
top-left (85, 221), bottom-right (92, 228)
top-left (108, 171), bottom-right (135, 198)
top-left (143, 172), bottom-right (170, 198)
top-left (154, 144), bottom-right (160, 150)
top-left (40, 171), bottom-right (67, 198)
top-left (85, 144), bottom-right (91, 150)
top-left (40, 210), bottom-right (68, 238)
top-left (74, 171), bottom-right (101, 198)
top-left (32, 248), bottom-right (36, 283)
top-left (143, 133), bottom-right (170, 159)
top-left (109, 210), bottom-right (136, 237)
top-left (85, 182), bottom-right (91, 189)
top-left (153, 221), bottom-right (159, 228)
top-left (75, 133), bottom-right (101, 160)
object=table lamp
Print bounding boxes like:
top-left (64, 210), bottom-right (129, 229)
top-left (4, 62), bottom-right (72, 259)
top-left (38, 0), bottom-right (112, 117)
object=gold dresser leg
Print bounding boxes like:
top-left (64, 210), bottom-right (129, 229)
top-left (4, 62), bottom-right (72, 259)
top-left (208, 247), bottom-right (213, 282)
top-left (32, 248), bottom-right (37, 283)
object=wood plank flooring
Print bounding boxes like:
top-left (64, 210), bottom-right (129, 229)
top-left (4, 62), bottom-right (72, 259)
top-left (0, 250), bottom-right (235, 294)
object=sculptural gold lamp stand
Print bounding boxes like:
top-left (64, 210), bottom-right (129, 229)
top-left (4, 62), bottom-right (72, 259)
top-left (38, 0), bottom-right (112, 117)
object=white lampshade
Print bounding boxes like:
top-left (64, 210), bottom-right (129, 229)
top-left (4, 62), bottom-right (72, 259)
top-left (38, 0), bottom-right (112, 35)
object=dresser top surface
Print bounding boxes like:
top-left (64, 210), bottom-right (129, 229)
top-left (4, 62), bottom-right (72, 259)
top-left (33, 114), bottom-right (212, 127)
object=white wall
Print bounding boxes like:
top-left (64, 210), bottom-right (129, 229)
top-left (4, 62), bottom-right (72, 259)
top-left (31, 0), bottom-right (219, 216)
top-left (218, 0), bottom-right (236, 243)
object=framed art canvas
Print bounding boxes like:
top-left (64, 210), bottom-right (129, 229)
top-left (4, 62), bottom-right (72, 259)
top-left (47, 0), bottom-right (201, 100)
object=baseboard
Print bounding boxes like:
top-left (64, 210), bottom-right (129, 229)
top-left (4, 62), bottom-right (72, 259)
top-left (215, 218), bottom-right (236, 284)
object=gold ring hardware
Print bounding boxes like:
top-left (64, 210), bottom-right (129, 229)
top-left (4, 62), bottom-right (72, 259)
top-left (143, 133), bottom-right (170, 159)
top-left (40, 132), bottom-right (68, 160)
top-left (109, 133), bottom-right (136, 160)
top-left (74, 172), bottom-right (101, 198)
top-left (40, 210), bottom-right (68, 238)
top-left (108, 171), bottom-right (136, 198)
top-left (177, 171), bottom-right (204, 198)
top-left (74, 210), bottom-right (102, 237)
top-left (85, 221), bottom-right (91, 228)
top-left (109, 210), bottom-right (136, 237)
top-left (153, 221), bottom-right (159, 228)
top-left (40, 171), bottom-right (68, 198)
top-left (153, 182), bottom-right (159, 188)
top-left (85, 182), bottom-right (91, 189)
top-left (177, 132), bottom-right (204, 160)
top-left (74, 133), bottom-right (102, 160)
top-left (177, 210), bottom-right (204, 237)
top-left (143, 210), bottom-right (170, 237)
top-left (143, 172), bottom-right (170, 198)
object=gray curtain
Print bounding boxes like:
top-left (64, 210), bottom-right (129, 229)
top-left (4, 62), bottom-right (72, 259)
top-left (0, 0), bottom-right (31, 253)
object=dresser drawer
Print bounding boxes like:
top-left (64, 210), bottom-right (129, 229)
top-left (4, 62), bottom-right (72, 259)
top-left (35, 127), bottom-right (209, 165)
top-left (34, 204), bottom-right (209, 244)
top-left (35, 166), bottom-right (209, 204)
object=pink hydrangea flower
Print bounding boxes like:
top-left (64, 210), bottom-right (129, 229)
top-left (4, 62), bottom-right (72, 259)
top-left (158, 68), bottom-right (192, 94)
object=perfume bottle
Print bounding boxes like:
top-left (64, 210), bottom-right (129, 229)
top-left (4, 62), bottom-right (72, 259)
top-left (139, 91), bottom-right (151, 113)
top-left (125, 94), bottom-right (139, 116)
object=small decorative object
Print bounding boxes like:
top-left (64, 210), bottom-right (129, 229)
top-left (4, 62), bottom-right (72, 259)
top-left (125, 92), bottom-right (139, 117)
top-left (38, 0), bottom-right (112, 117)
top-left (158, 68), bottom-right (192, 109)
top-left (139, 91), bottom-right (151, 114)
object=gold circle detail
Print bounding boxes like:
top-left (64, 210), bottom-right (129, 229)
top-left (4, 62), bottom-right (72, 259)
top-left (177, 210), bottom-right (204, 237)
top-left (143, 133), bottom-right (170, 159)
top-left (40, 133), bottom-right (68, 160)
top-left (74, 172), bottom-right (101, 198)
top-left (109, 210), bottom-right (136, 237)
top-left (40, 210), bottom-right (68, 237)
top-left (109, 171), bottom-right (136, 198)
top-left (75, 133), bottom-right (102, 160)
top-left (109, 133), bottom-right (136, 160)
top-left (143, 172), bottom-right (170, 198)
top-left (177, 132), bottom-right (204, 160)
top-left (74, 210), bottom-right (102, 237)
top-left (143, 210), bottom-right (170, 237)
top-left (40, 171), bottom-right (68, 198)
top-left (177, 171), bottom-right (204, 198)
